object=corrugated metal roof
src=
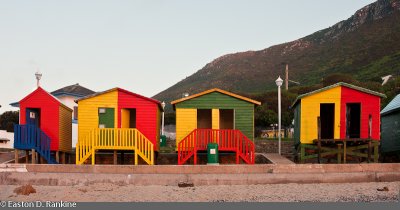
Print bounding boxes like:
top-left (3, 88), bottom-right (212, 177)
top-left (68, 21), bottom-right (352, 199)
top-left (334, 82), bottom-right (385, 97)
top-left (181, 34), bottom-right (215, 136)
top-left (381, 94), bottom-right (400, 115)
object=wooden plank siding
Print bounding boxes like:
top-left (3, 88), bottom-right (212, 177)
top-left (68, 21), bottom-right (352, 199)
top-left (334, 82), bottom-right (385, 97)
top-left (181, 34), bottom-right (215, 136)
top-left (77, 90), bottom-right (118, 141)
top-left (175, 92), bottom-right (255, 141)
top-left (212, 109), bottom-right (219, 129)
top-left (176, 108), bottom-right (197, 144)
top-left (300, 86), bottom-right (342, 144)
top-left (58, 105), bottom-right (72, 152)
top-left (118, 90), bottom-right (160, 151)
top-left (19, 88), bottom-right (62, 151)
top-left (293, 103), bottom-right (301, 146)
top-left (340, 86), bottom-right (381, 140)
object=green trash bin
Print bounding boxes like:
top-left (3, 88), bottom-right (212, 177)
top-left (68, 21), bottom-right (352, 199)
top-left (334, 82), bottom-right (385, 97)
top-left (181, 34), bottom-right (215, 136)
top-left (207, 143), bottom-right (219, 164)
top-left (160, 135), bottom-right (167, 147)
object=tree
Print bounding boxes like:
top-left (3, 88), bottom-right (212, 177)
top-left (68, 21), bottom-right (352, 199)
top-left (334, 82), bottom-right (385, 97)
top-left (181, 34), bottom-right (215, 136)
top-left (0, 111), bottom-right (19, 132)
top-left (322, 73), bottom-right (357, 87)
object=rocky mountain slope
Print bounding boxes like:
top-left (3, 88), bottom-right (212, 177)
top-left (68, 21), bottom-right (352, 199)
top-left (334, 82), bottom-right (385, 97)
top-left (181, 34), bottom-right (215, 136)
top-left (154, 0), bottom-right (400, 109)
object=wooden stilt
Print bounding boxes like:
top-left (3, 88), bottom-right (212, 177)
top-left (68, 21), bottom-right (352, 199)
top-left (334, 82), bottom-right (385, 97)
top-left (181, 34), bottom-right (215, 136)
top-left (113, 150), bottom-right (117, 165)
top-left (134, 150), bottom-right (138, 165)
top-left (373, 142), bottom-right (379, 163)
top-left (368, 141), bottom-right (372, 163)
top-left (32, 149), bottom-right (36, 164)
top-left (61, 152), bottom-right (66, 164)
top-left (14, 149), bottom-right (19, 164)
top-left (343, 140), bottom-right (347, 164)
top-left (337, 144), bottom-right (342, 164)
top-left (56, 151), bottom-right (60, 163)
top-left (40, 156), bottom-right (45, 164)
top-left (300, 144), bottom-right (305, 164)
top-left (121, 151), bottom-right (124, 165)
top-left (25, 150), bottom-right (29, 163)
top-left (91, 149), bottom-right (95, 165)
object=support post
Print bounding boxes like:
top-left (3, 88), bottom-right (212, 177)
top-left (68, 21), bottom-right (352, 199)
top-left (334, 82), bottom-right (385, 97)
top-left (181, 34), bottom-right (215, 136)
top-left (25, 150), bottom-right (29, 163)
top-left (374, 142), bottom-right (379, 163)
top-left (337, 144), bottom-right (342, 164)
top-left (113, 150), bottom-right (117, 165)
top-left (343, 140), bottom-right (347, 164)
top-left (56, 151), bottom-right (60, 163)
top-left (121, 151), bottom-right (124, 165)
top-left (61, 152), bottom-right (66, 164)
top-left (368, 140), bottom-right (372, 163)
top-left (300, 144), bottom-right (305, 164)
top-left (40, 156), bottom-right (45, 164)
top-left (14, 149), bottom-right (19, 164)
top-left (32, 149), bottom-right (36, 164)
top-left (91, 149), bottom-right (95, 165)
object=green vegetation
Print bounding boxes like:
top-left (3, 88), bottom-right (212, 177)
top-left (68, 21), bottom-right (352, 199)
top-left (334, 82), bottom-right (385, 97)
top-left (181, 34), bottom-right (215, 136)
top-left (0, 111), bottom-right (19, 132)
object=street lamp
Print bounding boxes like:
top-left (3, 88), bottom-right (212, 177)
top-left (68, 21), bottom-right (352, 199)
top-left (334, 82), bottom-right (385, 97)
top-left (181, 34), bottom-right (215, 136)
top-left (35, 71), bottom-right (42, 87)
top-left (161, 101), bottom-right (166, 135)
top-left (275, 76), bottom-right (283, 155)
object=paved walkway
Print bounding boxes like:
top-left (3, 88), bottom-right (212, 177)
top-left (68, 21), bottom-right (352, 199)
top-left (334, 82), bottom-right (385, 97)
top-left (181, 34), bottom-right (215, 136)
top-left (262, 153), bottom-right (295, 164)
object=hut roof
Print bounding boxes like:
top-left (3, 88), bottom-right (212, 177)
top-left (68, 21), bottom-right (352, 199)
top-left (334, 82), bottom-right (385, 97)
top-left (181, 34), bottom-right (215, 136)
top-left (291, 82), bottom-right (386, 108)
top-left (75, 87), bottom-right (162, 109)
top-left (19, 87), bottom-right (73, 112)
top-left (171, 88), bottom-right (261, 107)
top-left (51, 83), bottom-right (95, 98)
top-left (381, 94), bottom-right (400, 116)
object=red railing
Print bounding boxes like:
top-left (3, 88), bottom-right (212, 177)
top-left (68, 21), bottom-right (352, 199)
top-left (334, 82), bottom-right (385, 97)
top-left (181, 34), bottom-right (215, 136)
top-left (177, 129), bottom-right (255, 165)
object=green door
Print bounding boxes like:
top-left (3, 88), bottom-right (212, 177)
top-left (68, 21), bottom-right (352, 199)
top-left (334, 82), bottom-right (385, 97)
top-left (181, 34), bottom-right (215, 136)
top-left (99, 108), bottom-right (115, 128)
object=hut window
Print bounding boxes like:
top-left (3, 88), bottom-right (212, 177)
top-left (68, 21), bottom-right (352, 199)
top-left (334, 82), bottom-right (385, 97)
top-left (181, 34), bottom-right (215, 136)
top-left (73, 106), bottom-right (78, 120)
top-left (197, 109), bottom-right (212, 129)
top-left (219, 109), bottom-right (234, 129)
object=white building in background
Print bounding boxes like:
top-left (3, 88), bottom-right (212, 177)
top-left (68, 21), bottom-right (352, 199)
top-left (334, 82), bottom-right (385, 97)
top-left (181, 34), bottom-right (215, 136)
top-left (0, 130), bottom-right (14, 149)
top-left (10, 83), bottom-right (95, 149)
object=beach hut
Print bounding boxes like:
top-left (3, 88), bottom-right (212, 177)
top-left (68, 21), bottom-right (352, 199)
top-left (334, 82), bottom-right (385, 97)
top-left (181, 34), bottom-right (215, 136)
top-left (291, 82), bottom-right (385, 163)
top-left (380, 94), bottom-right (400, 157)
top-left (14, 87), bottom-right (72, 164)
top-left (75, 88), bottom-right (161, 165)
top-left (171, 88), bottom-right (261, 165)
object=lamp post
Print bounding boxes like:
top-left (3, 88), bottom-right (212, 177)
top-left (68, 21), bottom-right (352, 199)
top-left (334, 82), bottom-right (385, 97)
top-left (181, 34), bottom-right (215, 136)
top-left (35, 71), bottom-right (42, 87)
top-left (161, 101), bottom-right (166, 135)
top-left (275, 76), bottom-right (283, 155)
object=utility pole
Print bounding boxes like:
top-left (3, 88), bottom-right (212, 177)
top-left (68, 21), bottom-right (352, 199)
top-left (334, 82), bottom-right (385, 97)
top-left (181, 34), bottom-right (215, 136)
top-left (285, 64), bottom-right (289, 91)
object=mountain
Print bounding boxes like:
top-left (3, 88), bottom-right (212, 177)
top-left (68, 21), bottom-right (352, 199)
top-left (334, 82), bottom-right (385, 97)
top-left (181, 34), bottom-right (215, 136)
top-left (154, 0), bottom-right (400, 110)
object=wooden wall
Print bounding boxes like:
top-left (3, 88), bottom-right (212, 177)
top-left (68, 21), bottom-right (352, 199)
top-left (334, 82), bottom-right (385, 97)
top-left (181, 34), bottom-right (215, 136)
top-left (58, 105), bottom-right (72, 152)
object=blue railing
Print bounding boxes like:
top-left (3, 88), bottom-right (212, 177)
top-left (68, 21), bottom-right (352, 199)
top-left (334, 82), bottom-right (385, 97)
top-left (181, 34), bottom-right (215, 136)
top-left (14, 124), bottom-right (56, 164)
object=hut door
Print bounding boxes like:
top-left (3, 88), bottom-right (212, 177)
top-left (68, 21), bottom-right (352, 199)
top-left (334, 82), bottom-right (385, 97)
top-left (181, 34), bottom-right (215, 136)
top-left (99, 108), bottom-right (115, 128)
top-left (197, 109), bottom-right (212, 129)
top-left (346, 103), bottom-right (361, 138)
top-left (121, 108), bottom-right (136, 128)
top-left (320, 104), bottom-right (334, 139)
top-left (26, 108), bottom-right (40, 128)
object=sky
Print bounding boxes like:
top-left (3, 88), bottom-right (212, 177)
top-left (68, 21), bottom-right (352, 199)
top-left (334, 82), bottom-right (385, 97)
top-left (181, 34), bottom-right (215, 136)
top-left (0, 0), bottom-right (376, 113)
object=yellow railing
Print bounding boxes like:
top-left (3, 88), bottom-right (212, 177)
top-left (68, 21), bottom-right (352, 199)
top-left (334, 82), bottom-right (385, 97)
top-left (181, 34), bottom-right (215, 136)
top-left (76, 128), bottom-right (154, 165)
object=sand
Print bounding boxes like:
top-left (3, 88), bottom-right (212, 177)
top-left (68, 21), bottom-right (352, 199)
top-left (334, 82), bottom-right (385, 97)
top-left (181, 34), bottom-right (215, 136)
top-left (1, 182), bottom-right (399, 202)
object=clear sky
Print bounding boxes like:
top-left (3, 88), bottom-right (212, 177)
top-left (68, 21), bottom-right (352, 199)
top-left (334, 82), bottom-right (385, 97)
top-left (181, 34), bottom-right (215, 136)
top-left (0, 0), bottom-right (376, 113)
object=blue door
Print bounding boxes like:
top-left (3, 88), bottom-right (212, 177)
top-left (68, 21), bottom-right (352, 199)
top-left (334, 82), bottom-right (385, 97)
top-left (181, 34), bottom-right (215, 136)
top-left (26, 108), bottom-right (40, 127)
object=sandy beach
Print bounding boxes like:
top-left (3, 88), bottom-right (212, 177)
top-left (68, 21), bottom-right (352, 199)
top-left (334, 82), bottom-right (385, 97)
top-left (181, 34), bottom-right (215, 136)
top-left (1, 182), bottom-right (399, 202)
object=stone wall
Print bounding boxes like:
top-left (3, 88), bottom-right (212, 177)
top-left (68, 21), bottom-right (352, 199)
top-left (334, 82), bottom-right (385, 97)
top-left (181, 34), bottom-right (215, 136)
top-left (255, 140), bottom-right (294, 160)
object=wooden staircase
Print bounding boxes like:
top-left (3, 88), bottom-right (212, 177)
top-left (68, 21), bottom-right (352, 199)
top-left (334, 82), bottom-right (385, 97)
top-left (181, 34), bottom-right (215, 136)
top-left (14, 124), bottom-right (58, 164)
top-left (76, 128), bottom-right (154, 165)
top-left (177, 129), bottom-right (255, 165)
